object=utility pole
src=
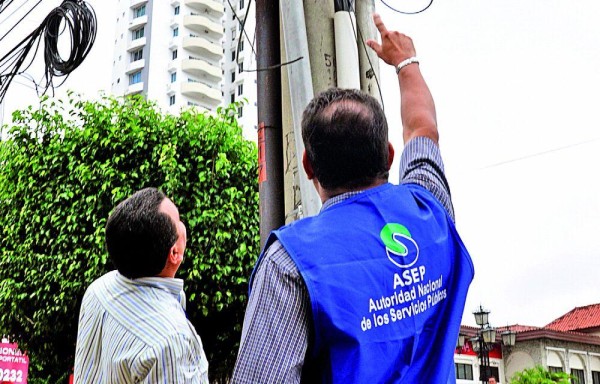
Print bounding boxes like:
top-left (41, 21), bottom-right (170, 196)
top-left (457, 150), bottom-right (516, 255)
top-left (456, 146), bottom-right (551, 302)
top-left (256, 0), bottom-right (285, 247)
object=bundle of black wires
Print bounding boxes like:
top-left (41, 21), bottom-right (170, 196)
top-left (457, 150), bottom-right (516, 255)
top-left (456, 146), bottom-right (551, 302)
top-left (0, 0), bottom-right (96, 103)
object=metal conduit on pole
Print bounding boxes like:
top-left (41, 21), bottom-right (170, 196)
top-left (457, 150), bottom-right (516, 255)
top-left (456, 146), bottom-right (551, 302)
top-left (256, 0), bottom-right (285, 248)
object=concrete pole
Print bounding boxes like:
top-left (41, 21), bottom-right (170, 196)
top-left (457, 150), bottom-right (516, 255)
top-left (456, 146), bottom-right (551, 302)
top-left (356, 0), bottom-right (381, 101)
top-left (257, 0), bottom-right (285, 247)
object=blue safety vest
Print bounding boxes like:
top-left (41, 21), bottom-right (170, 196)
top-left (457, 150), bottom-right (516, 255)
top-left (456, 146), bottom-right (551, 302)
top-left (255, 183), bottom-right (474, 383)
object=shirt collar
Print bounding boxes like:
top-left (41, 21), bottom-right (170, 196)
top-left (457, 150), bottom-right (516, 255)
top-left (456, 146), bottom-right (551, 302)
top-left (321, 190), bottom-right (364, 211)
top-left (114, 271), bottom-right (184, 299)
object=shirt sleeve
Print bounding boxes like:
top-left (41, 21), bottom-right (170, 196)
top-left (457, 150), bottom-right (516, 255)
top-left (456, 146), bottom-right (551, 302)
top-left (399, 136), bottom-right (455, 221)
top-left (134, 333), bottom-right (209, 384)
top-left (231, 240), bottom-right (310, 384)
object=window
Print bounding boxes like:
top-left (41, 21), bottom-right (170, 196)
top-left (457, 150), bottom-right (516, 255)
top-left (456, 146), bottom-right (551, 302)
top-left (129, 71), bottom-right (142, 85)
top-left (237, 106), bottom-right (243, 117)
top-left (455, 363), bottom-right (473, 380)
top-left (230, 93), bottom-right (235, 104)
top-left (132, 27), bottom-right (144, 40)
top-left (133, 5), bottom-right (146, 18)
top-left (231, 71), bottom-right (235, 82)
top-left (169, 95), bottom-right (176, 106)
top-left (237, 84), bottom-right (243, 95)
top-left (231, 50), bottom-right (236, 61)
top-left (238, 62), bottom-right (243, 73)
top-left (170, 72), bottom-right (177, 83)
top-left (231, 28), bottom-right (236, 40)
top-left (239, 0), bottom-right (244, 9)
top-left (174, 5), bottom-right (180, 15)
top-left (172, 49), bottom-right (178, 60)
top-left (240, 39), bottom-right (244, 51)
top-left (572, 369), bottom-right (585, 384)
top-left (173, 27), bottom-right (179, 37)
top-left (131, 49), bottom-right (143, 62)
top-left (549, 367), bottom-right (564, 373)
top-left (592, 371), bottom-right (600, 384)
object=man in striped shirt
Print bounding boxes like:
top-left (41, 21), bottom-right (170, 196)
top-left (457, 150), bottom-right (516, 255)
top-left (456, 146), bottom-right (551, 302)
top-left (232, 14), bottom-right (473, 383)
top-left (74, 188), bottom-right (209, 383)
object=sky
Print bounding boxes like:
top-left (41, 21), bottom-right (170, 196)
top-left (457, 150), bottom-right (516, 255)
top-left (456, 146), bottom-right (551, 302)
top-left (2, 0), bottom-right (600, 328)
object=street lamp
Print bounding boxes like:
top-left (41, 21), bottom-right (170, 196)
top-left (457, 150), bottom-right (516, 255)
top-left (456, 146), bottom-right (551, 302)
top-left (473, 305), bottom-right (494, 384)
top-left (501, 330), bottom-right (517, 347)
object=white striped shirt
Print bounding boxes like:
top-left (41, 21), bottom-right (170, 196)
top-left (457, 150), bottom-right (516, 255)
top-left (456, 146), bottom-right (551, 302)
top-left (74, 270), bottom-right (208, 384)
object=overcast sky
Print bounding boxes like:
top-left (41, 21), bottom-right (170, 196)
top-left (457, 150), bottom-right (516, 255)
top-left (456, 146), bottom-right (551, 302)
top-left (2, 0), bottom-right (599, 328)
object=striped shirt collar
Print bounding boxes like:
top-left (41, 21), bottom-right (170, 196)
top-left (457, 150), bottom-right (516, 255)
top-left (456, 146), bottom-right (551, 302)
top-left (321, 183), bottom-right (391, 211)
top-left (321, 191), bottom-right (363, 211)
top-left (113, 270), bottom-right (184, 300)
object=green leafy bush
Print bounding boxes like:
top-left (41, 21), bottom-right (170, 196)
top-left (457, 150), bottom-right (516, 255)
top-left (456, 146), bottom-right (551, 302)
top-left (0, 94), bottom-right (259, 383)
top-left (510, 365), bottom-right (573, 383)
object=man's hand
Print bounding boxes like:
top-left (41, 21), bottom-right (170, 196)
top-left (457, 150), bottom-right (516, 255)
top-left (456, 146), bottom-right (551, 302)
top-left (366, 13), bottom-right (416, 67)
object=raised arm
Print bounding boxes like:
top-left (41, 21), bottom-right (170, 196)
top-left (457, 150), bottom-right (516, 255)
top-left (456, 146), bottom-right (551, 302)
top-left (366, 14), bottom-right (438, 144)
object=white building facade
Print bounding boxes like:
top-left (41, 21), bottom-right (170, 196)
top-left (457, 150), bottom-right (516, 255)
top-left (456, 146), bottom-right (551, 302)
top-left (111, 0), bottom-right (257, 141)
top-left (222, 0), bottom-right (257, 141)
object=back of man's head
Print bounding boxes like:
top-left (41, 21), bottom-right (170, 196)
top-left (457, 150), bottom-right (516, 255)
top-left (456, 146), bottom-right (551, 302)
top-left (105, 187), bottom-right (178, 279)
top-left (301, 88), bottom-right (389, 190)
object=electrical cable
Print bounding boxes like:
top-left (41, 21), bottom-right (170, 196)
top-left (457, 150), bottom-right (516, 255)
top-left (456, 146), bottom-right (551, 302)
top-left (379, 0), bottom-right (435, 15)
top-left (226, 0), bottom-right (300, 73)
top-left (0, 0), bottom-right (34, 27)
top-left (235, 0), bottom-right (254, 61)
top-left (0, 0), bottom-right (96, 103)
top-left (348, 11), bottom-right (385, 112)
top-left (0, 0), bottom-right (42, 42)
top-left (225, 0), bottom-right (256, 58)
top-left (334, 0), bottom-right (354, 13)
top-left (0, 0), bottom-right (17, 14)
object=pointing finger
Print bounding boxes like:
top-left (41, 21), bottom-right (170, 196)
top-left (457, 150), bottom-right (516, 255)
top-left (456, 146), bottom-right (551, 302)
top-left (366, 39), bottom-right (381, 55)
top-left (372, 13), bottom-right (387, 34)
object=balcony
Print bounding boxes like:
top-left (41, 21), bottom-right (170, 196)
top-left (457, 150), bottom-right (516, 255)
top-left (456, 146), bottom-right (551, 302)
top-left (125, 82), bottom-right (144, 95)
top-left (126, 59), bottom-right (145, 74)
top-left (128, 37), bottom-right (146, 51)
top-left (181, 58), bottom-right (221, 83)
top-left (185, 0), bottom-right (224, 18)
top-left (182, 36), bottom-right (222, 61)
top-left (130, 0), bottom-right (147, 8)
top-left (128, 15), bottom-right (148, 30)
top-left (180, 82), bottom-right (221, 106)
top-left (183, 14), bottom-right (223, 40)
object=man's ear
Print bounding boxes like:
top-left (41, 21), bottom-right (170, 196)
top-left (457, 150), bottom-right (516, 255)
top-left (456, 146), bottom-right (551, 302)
top-left (302, 150), bottom-right (314, 180)
top-left (167, 245), bottom-right (180, 265)
top-left (168, 236), bottom-right (185, 265)
top-left (387, 142), bottom-right (395, 170)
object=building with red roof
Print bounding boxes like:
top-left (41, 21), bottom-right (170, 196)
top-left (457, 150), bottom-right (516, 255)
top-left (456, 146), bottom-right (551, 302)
top-left (453, 303), bottom-right (600, 383)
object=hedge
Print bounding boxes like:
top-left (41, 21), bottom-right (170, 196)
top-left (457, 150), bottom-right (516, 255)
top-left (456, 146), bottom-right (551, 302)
top-left (0, 94), bottom-right (259, 383)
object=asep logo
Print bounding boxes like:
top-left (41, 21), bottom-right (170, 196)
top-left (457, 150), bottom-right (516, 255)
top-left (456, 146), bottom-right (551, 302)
top-left (379, 223), bottom-right (419, 268)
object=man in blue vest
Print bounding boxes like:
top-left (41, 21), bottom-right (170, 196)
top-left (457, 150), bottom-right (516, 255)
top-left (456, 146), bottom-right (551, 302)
top-left (232, 14), bottom-right (474, 383)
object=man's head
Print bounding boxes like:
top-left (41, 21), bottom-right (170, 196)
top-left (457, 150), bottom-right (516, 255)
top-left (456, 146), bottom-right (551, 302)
top-left (488, 376), bottom-right (497, 384)
top-left (301, 88), bottom-right (392, 191)
top-left (105, 187), bottom-right (186, 279)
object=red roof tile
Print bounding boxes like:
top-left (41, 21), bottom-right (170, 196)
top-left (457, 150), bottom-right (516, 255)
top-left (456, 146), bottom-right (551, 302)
top-left (545, 303), bottom-right (600, 332)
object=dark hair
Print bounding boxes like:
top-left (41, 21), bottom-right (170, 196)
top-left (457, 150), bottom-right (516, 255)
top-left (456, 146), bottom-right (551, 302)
top-left (105, 187), bottom-right (178, 279)
top-left (301, 88), bottom-right (389, 190)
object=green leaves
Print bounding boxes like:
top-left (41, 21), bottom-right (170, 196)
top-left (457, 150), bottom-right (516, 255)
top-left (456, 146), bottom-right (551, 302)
top-left (510, 365), bottom-right (573, 383)
top-left (0, 95), bottom-right (258, 383)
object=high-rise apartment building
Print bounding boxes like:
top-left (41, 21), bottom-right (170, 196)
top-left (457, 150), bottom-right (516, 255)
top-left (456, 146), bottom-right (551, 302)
top-left (111, 0), bottom-right (257, 141)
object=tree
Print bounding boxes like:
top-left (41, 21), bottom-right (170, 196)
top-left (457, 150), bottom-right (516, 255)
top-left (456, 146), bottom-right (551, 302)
top-left (510, 365), bottom-right (573, 384)
top-left (0, 94), bottom-right (259, 383)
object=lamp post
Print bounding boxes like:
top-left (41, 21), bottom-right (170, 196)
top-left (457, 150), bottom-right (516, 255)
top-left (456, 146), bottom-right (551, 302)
top-left (456, 307), bottom-right (518, 383)
top-left (473, 306), bottom-right (495, 384)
